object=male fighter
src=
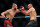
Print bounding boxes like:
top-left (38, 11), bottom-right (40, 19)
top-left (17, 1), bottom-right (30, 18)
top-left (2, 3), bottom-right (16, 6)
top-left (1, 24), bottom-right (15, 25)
top-left (0, 3), bottom-right (20, 27)
top-left (19, 4), bottom-right (37, 27)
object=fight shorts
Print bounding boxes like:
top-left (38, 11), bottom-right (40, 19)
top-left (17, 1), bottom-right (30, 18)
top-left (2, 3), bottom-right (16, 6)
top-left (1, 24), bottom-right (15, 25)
top-left (4, 20), bottom-right (13, 27)
top-left (25, 20), bottom-right (38, 27)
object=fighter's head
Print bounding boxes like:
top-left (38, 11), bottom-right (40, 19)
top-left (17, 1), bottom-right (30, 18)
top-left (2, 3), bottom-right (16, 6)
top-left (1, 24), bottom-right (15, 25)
top-left (28, 4), bottom-right (33, 9)
top-left (12, 3), bottom-right (17, 9)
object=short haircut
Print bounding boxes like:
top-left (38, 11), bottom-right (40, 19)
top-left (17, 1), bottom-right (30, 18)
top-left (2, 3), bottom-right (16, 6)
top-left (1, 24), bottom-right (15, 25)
top-left (12, 3), bottom-right (17, 6)
top-left (28, 4), bottom-right (33, 6)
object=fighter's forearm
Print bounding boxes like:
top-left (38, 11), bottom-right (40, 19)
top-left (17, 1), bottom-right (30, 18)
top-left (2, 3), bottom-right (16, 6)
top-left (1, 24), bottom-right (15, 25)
top-left (1, 10), bottom-right (8, 17)
top-left (0, 16), bottom-right (4, 18)
top-left (1, 13), bottom-right (5, 17)
top-left (22, 10), bottom-right (29, 15)
top-left (16, 9), bottom-right (20, 13)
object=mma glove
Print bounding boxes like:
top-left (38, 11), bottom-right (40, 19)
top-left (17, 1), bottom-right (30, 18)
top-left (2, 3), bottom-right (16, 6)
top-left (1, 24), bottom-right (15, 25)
top-left (19, 6), bottom-right (25, 12)
top-left (4, 17), bottom-right (9, 20)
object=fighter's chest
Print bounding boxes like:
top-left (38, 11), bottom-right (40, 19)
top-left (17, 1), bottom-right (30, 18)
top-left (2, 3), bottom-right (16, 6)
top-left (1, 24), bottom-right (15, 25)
top-left (8, 11), bottom-right (17, 15)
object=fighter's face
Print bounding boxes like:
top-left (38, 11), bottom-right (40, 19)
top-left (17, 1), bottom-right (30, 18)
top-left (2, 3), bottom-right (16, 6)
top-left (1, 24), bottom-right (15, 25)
top-left (12, 4), bottom-right (17, 9)
top-left (28, 4), bottom-right (32, 9)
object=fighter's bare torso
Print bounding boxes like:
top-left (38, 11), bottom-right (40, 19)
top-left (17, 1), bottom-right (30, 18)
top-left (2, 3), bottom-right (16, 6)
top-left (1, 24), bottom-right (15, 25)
top-left (30, 8), bottom-right (37, 21)
top-left (4, 9), bottom-right (19, 20)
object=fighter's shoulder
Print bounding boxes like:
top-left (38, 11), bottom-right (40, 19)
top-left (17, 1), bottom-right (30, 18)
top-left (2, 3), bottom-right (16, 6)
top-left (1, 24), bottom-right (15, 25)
top-left (6, 9), bottom-right (11, 12)
top-left (32, 8), bottom-right (35, 11)
top-left (16, 9), bottom-right (19, 10)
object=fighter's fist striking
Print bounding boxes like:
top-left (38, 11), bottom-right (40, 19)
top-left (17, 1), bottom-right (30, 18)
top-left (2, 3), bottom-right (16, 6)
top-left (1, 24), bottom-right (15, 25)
top-left (19, 6), bottom-right (25, 12)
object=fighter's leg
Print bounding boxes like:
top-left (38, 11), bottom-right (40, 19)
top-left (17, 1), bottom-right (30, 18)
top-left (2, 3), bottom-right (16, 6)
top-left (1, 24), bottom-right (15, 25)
top-left (4, 21), bottom-right (7, 27)
top-left (7, 24), bottom-right (13, 27)
top-left (4, 20), bottom-right (13, 27)
top-left (26, 20), bottom-right (38, 27)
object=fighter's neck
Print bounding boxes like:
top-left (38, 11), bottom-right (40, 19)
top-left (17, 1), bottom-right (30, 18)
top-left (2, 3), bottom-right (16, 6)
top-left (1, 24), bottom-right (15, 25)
top-left (12, 7), bottom-right (14, 9)
top-left (11, 8), bottom-right (14, 10)
top-left (11, 8), bottom-right (17, 11)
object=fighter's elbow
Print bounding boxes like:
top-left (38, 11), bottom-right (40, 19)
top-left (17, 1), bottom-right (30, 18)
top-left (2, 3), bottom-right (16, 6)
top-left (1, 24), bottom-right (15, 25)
top-left (1, 14), bottom-right (5, 17)
top-left (1, 12), bottom-right (6, 15)
top-left (1, 13), bottom-right (3, 15)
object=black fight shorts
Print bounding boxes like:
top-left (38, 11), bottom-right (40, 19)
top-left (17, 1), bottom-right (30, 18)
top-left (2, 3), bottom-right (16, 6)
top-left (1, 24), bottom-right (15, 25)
top-left (25, 20), bottom-right (38, 27)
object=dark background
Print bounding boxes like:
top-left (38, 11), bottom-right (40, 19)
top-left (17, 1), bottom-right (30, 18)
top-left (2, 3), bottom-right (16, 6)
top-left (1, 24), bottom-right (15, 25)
top-left (0, 0), bottom-right (40, 27)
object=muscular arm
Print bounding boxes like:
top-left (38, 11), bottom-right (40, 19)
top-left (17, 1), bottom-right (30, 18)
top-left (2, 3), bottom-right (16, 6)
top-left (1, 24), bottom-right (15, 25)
top-left (0, 16), bottom-right (4, 18)
top-left (22, 9), bottom-right (32, 15)
top-left (1, 10), bottom-right (9, 17)
top-left (16, 9), bottom-right (20, 13)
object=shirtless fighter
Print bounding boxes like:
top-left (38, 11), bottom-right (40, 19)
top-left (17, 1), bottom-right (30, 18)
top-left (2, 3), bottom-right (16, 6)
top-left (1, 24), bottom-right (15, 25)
top-left (19, 4), bottom-right (38, 27)
top-left (0, 3), bottom-right (20, 27)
